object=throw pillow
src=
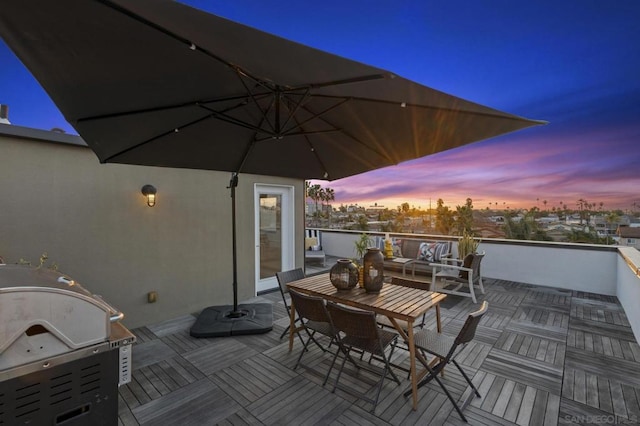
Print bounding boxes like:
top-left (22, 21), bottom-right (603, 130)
top-left (433, 242), bottom-right (450, 262)
top-left (374, 236), bottom-right (385, 251)
top-left (305, 237), bottom-right (318, 250)
top-left (391, 239), bottom-right (403, 257)
top-left (418, 242), bottom-right (436, 261)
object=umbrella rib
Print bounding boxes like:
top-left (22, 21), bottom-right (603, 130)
top-left (296, 103), bottom-right (396, 164)
top-left (290, 73), bottom-right (389, 90)
top-left (278, 89), bottom-right (312, 133)
top-left (102, 113), bottom-right (215, 163)
top-left (280, 97), bottom-right (350, 136)
top-left (74, 93), bottom-right (269, 124)
top-left (99, 0), bottom-right (245, 74)
top-left (197, 103), bottom-right (278, 136)
top-left (234, 71), bottom-right (278, 135)
top-left (254, 129), bottom-right (341, 142)
top-left (289, 115), bottom-right (331, 180)
top-left (312, 94), bottom-right (547, 124)
top-left (100, 0), bottom-right (295, 94)
top-left (103, 100), bottom-right (272, 163)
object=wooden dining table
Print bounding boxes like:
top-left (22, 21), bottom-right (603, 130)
top-left (287, 273), bottom-right (447, 411)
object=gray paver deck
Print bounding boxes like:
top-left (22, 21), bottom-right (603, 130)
top-left (118, 274), bottom-right (640, 425)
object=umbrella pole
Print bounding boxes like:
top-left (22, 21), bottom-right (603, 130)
top-left (228, 172), bottom-right (242, 317)
top-left (189, 172), bottom-right (272, 337)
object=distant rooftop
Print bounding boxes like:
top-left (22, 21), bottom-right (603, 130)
top-left (619, 226), bottom-right (640, 238)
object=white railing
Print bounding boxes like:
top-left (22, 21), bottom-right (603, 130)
top-left (309, 228), bottom-right (640, 342)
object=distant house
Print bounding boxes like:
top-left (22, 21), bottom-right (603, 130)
top-left (536, 214), bottom-right (559, 224)
top-left (617, 226), bottom-right (640, 250)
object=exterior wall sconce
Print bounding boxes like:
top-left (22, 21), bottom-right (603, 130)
top-left (141, 184), bottom-right (157, 207)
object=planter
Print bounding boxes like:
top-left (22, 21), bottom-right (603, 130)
top-left (363, 248), bottom-right (384, 293)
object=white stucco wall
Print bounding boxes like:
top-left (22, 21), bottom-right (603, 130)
top-left (0, 129), bottom-right (304, 328)
top-left (617, 247), bottom-right (640, 342)
top-left (478, 241), bottom-right (618, 295)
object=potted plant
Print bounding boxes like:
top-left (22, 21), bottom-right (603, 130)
top-left (457, 231), bottom-right (480, 260)
top-left (353, 233), bottom-right (371, 286)
top-left (353, 233), bottom-right (371, 263)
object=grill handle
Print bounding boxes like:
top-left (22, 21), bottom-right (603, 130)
top-left (57, 276), bottom-right (125, 323)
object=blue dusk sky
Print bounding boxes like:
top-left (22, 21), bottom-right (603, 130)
top-left (1, 1), bottom-right (639, 211)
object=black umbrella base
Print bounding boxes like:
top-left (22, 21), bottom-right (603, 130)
top-left (190, 303), bottom-right (273, 337)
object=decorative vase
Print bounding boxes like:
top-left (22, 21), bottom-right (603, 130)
top-left (329, 259), bottom-right (359, 290)
top-left (363, 247), bottom-right (384, 293)
top-left (384, 238), bottom-right (394, 259)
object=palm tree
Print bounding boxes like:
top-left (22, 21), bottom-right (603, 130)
top-left (605, 211), bottom-right (620, 245)
top-left (324, 187), bottom-right (335, 225)
top-left (577, 198), bottom-right (587, 224)
top-left (325, 187), bottom-right (335, 205)
top-left (307, 184), bottom-right (322, 225)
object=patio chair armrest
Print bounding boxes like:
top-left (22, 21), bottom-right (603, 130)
top-left (440, 255), bottom-right (461, 265)
top-left (430, 263), bottom-right (472, 274)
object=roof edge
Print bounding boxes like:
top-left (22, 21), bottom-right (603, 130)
top-left (0, 123), bottom-right (87, 147)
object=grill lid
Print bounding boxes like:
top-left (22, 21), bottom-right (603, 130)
top-left (0, 265), bottom-right (122, 370)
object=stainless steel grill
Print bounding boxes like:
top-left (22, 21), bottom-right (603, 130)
top-left (0, 264), bottom-right (135, 425)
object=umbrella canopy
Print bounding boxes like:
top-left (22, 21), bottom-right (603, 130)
top-left (0, 0), bottom-right (544, 182)
top-left (1, 0), bottom-right (545, 335)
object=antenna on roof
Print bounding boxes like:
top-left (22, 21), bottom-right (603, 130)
top-left (0, 104), bottom-right (10, 125)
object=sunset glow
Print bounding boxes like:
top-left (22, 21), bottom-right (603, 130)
top-left (1, 1), bottom-right (638, 211)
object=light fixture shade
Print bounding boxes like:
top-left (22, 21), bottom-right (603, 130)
top-left (141, 184), bottom-right (157, 207)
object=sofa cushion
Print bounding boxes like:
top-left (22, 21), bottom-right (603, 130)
top-left (401, 239), bottom-right (423, 259)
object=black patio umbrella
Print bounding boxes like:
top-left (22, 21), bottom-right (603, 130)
top-left (0, 0), bottom-right (544, 336)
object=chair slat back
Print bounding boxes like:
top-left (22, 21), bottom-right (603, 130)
top-left (390, 276), bottom-right (431, 291)
top-left (458, 252), bottom-right (485, 281)
top-left (455, 301), bottom-right (488, 346)
top-left (327, 302), bottom-right (379, 340)
top-left (276, 268), bottom-right (305, 296)
top-left (469, 252), bottom-right (485, 283)
top-left (289, 289), bottom-right (331, 324)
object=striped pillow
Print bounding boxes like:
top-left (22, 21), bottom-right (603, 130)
top-left (433, 241), bottom-right (451, 262)
top-left (418, 242), bottom-right (436, 261)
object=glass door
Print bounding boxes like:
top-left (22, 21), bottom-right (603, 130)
top-left (255, 185), bottom-right (294, 293)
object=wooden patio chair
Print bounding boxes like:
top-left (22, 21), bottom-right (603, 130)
top-left (288, 289), bottom-right (338, 384)
top-left (430, 251), bottom-right (486, 303)
top-left (327, 301), bottom-right (401, 412)
top-left (275, 268), bottom-right (308, 345)
top-left (377, 276), bottom-right (432, 332)
top-left (404, 301), bottom-right (488, 422)
top-left (304, 229), bottom-right (326, 266)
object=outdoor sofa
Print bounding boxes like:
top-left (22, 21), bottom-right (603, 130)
top-left (379, 237), bottom-right (453, 277)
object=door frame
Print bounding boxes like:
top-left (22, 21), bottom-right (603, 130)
top-left (254, 184), bottom-right (295, 293)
